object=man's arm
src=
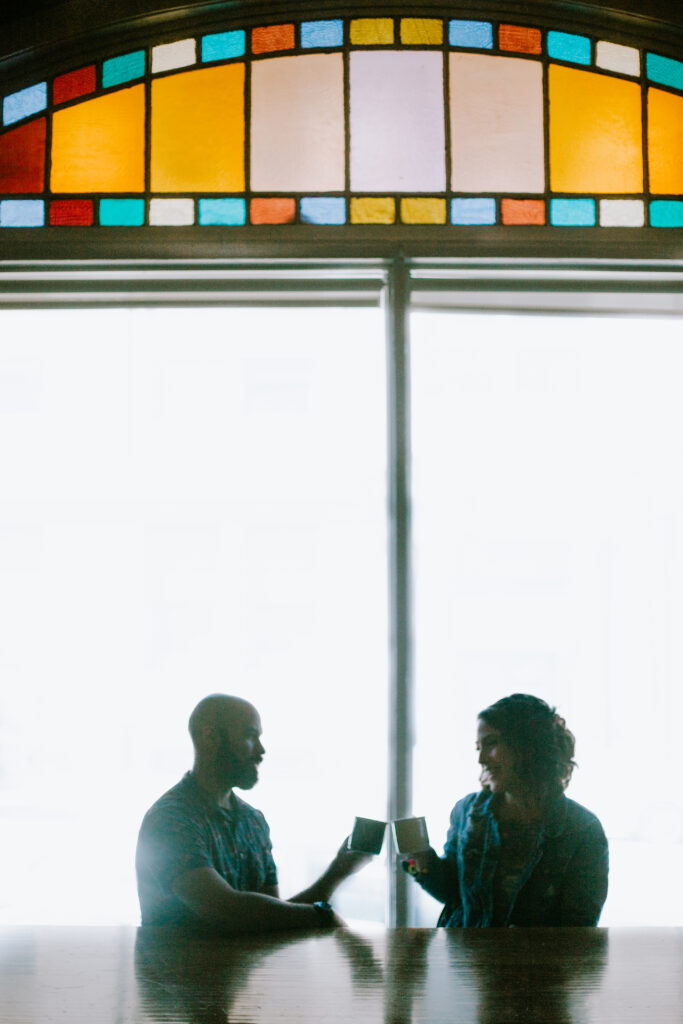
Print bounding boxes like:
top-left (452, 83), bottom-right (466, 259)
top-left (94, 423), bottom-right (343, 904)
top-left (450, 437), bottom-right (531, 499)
top-left (287, 839), bottom-right (373, 905)
top-left (171, 867), bottom-right (343, 932)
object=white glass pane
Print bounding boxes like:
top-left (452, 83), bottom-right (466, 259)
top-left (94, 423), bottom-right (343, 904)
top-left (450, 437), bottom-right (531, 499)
top-left (411, 309), bottom-right (683, 926)
top-left (350, 51), bottom-right (446, 192)
top-left (250, 54), bottom-right (345, 192)
top-left (0, 306), bottom-right (387, 924)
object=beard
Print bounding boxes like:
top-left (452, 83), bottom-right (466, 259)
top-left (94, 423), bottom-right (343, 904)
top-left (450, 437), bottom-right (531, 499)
top-left (217, 739), bottom-right (260, 790)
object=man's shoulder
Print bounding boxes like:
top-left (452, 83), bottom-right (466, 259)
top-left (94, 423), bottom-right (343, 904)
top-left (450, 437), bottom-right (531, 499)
top-left (230, 792), bottom-right (271, 830)
top-left (140, 774), bottom-right (209, 828)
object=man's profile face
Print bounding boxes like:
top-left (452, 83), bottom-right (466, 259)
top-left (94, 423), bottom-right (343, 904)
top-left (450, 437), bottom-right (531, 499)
top-left (215, 704), bottom-right (265, 790)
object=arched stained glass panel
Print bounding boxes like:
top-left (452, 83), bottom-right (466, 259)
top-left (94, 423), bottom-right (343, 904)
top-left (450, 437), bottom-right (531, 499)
top-left (1, 8), bottom-right (682, 229)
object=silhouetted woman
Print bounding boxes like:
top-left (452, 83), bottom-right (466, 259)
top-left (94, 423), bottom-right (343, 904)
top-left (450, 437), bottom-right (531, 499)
top-left (405, 694), bottom-right (608, 926)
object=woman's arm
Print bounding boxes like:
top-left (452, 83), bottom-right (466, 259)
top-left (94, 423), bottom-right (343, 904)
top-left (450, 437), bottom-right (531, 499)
top-left (557, 818), bottom-right (609, 926)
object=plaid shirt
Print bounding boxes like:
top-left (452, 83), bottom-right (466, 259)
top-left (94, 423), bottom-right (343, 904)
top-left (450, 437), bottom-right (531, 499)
top-left (136, 772), bottom-right (278, 925)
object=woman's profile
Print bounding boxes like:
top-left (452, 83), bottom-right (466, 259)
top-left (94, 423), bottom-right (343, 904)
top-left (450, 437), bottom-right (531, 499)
top-left (405, 693), bottom-right (608, 926)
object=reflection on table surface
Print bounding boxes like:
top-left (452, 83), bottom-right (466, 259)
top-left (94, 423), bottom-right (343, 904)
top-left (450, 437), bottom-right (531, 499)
top-left (0, 924), bottom-right (681, 1023)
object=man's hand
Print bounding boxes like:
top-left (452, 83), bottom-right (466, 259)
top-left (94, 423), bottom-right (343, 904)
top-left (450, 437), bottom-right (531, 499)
top-left (288, 836), bottom-right (374, 905)
top-left (329, 837), bottom-right (374, 883)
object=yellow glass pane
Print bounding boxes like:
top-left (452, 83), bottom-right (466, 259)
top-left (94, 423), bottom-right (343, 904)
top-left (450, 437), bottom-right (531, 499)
top-left (51, 85), bottom-right (145, 193)
top-left (400, 18), bottom-right (443, 45)
top-left (350, 197), bottom-right (396, 224)
top-left (648, 88), bottom-right (683, 195)
top-left (350, 19), bottom-right (394, 45)
top-left (549, 65), bottom-right (643, 194)
top-left (151, 64), bottom-right (245, 192)
top-left (400, 197), bottom-right (446, 224)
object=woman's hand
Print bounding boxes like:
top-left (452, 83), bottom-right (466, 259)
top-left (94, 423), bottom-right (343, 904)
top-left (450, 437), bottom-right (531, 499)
top-left (402, 847), bottom-right (438, 877)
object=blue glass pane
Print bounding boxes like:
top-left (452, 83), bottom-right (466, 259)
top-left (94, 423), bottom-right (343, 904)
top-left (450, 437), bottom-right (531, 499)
top-left (201, 30), bottom-right (245, 62)
top-left (99, 199), bottom-right (145, 226)
top-left (300, 197), bottom-right (346, 225)
top-left (301, 20), bottom-right (344, 49)
top-left (0, 200), bottom-right (45, 227)
top-left (550, 198), bottom-right (596, 226)
top-left (646, 53), bottom-right (683, 91)
top-left (547, 31), bottom-right (592, 65)
top-left (650, 201), bottom-right (683, 228)
top-left (3, 83), bottom-right (47, 126)
top-left (199, 198), bottom-right (247, 226)
top-left (449, 20), bottom-right (493, 49)
top-left (102, 51), bottom-right (146, 89)
top-left (451, 198), bottom-right (496, 225)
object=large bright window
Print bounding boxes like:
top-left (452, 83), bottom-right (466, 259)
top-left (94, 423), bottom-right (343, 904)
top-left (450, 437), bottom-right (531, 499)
top-left (0, 305), bottom-right (388, 924)
top-left (411, 309), bottom-right (683, 926)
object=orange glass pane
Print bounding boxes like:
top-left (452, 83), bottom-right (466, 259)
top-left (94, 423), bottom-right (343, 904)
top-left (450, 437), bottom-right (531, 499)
top-left (251, 24), bottom-right (295, 54)
top-left (648, 88), bottom-right (683, 195)
top-left (499, 25), bottom-right (542, 54)
top-left (51, 85), bottom-right (145, 193)
top-left (151, 64), bottom-right (245, 193)
top-left (250, 197), bottom-right (296, 224)
top-left (549, 65), bottom-right (643, 193)
top-left (501, 198), bottom-right (546, 224)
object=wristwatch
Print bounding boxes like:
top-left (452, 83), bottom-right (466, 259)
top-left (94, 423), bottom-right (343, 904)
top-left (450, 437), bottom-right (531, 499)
top-left (312, 901), bottom-right (335, 927)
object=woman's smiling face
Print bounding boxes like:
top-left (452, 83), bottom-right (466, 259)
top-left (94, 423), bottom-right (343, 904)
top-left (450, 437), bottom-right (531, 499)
top-left (476, 718), bottom-right (519, 796)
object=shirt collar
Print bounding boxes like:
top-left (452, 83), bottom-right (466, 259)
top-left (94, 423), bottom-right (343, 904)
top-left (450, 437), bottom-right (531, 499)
top-left (184, 771), bottom-right (242, 818)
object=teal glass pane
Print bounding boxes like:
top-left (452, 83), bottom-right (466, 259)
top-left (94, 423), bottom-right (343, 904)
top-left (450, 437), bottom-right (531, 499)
top-left (650, 201), bottom-right (683, 228)
top-left (201, 30), bottom-right (245, 62)
top-left (0, 199), bottom-right (44, 227)
top-left (547, 31), bottom-right (591, 65)
top-left (3, 83), bottom-right (47, 126)
top-left (99, 199), bottom-right (145, 226)
top-left (300, 197), bottom-right (346, 224)
top-left (102, 51), bottom-right (146, 89)
top-left (301, 20), bottom-right (344, 48)
top-left (198, 198), bottom-right (246, 225)
top-left (451, 198), bottom-right (496, 225)
top-left (449, 20), bottom-right (493, 49)
top-left (550, 198), bottom-right (596, 226)
top-left (646, 53), bottom-right (683, 91)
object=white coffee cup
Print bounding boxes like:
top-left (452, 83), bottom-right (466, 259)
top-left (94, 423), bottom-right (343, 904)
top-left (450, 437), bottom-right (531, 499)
top-left (391, 816), bottom-right (430, 854)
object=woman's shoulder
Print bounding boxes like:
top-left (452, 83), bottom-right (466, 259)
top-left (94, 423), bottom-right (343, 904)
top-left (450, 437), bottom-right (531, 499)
top-left (449, 789), bottom-right (490, 821)
top-left (551, 794), bottom-right (607, 837)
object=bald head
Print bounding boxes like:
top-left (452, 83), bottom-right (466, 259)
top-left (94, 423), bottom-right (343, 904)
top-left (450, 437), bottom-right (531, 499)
top-left (188, 694), bottom-right (265, 794)
top-left (189, 694), bottom-right (258, 748)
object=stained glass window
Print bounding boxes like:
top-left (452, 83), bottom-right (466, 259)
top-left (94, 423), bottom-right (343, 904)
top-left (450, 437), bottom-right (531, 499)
top-left (0, 10), bottom-right (682, 229)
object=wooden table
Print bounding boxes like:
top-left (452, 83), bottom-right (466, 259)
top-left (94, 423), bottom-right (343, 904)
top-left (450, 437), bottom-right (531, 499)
top-left (0, 925), bottom-right (681, 1023)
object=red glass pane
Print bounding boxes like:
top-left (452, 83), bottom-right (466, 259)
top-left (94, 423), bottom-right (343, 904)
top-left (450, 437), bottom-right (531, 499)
top-left (0, 118), bottom-right (46, 193)
top-left (53, 66), bottom-right (97, 106)
top-left (501, 198), bottom-right (546, 225)
top-left (49, 199), bottom-right (94, 226)
top-left (499, 25), bottom-right (543, 55)
top-left (252, 24), bottom-right (295, 54)
top-left (250, 197), bottom-right (296, 224)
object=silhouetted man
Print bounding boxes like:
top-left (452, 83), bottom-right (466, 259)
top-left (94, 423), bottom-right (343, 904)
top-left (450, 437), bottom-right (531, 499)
top-left (136, 694), bottom-right (369, 931)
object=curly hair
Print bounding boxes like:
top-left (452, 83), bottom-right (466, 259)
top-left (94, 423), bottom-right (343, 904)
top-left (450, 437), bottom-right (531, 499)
top-left (478, 693), bottom-right (577, 800)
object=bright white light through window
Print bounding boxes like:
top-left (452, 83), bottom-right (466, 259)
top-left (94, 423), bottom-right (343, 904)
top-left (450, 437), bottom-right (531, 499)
top-left (410, 310), bottom-right (683, 926)
top-left (0, 306), bottom-right (388, 924)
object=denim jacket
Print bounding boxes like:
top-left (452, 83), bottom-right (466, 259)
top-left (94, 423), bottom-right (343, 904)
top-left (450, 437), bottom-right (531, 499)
top-left (412, 790), bottom-right (608, 927)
